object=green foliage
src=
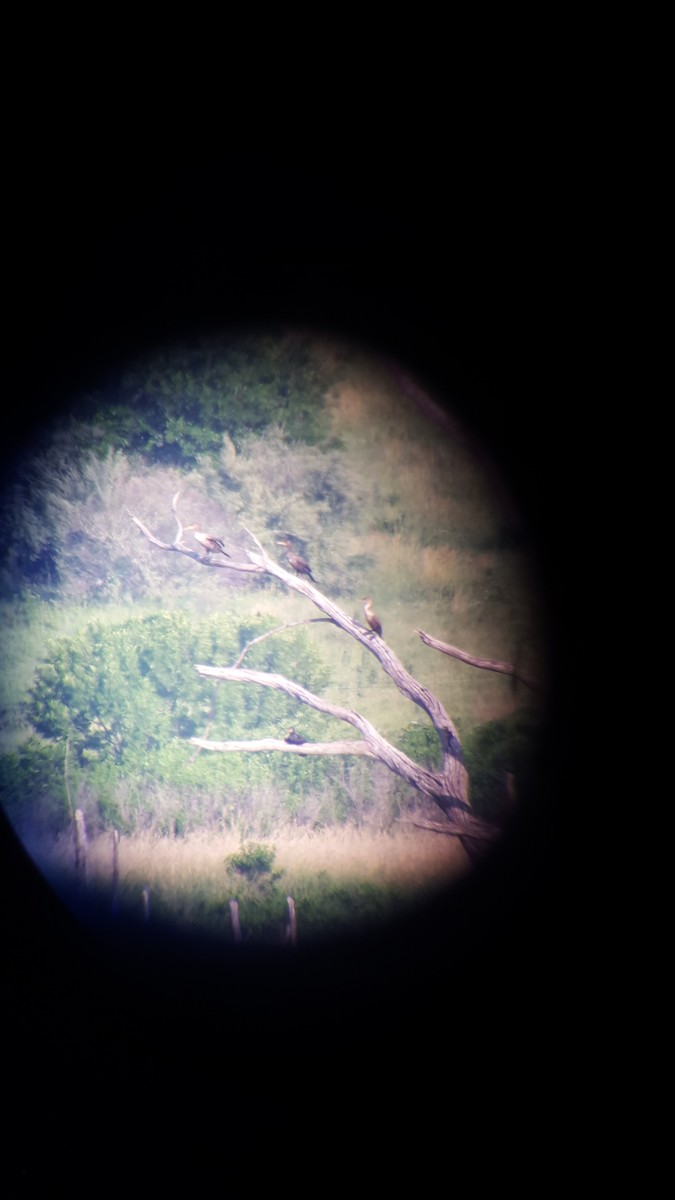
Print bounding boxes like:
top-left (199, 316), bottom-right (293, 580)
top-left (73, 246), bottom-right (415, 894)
top-left (397, 722), bottom-right (442, 769)
top-left (1, 443), bottom-right (183, 603)
top-left (1, 333), bottom-right (341, 599)
top-left (463, 709), bottom-right (544, 823)
top-left (0, 738), bottom-right (68, 835)
top-left (225, 841), bottom-right (276, 879)
top-left (25, 620), bottom-right (173, 767)
top-left (84, 332), bottom-right (337, 465)
top-left (24, 612), bottom-right (325, 768)
top-left (279, 874), bottom-right (400, 941)
top-left (9, 610), bottom-right (335, 833)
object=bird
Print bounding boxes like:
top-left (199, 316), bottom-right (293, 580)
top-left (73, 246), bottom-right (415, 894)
top-left (284, 727), bottom-right (306, 744)
top-left (184, 522), bottom-right (231, 558)
top-left (362, 597), bottom-right (383, 637)
top-left (277, 538), bottom-right (316, 582)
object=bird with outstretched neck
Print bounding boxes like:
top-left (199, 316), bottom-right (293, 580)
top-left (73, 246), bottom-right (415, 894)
top-left (362, 597), bottom-right (383, 637)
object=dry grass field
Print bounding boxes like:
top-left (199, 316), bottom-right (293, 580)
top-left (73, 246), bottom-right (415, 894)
top-left (27, 824), bottom-right (472, 945)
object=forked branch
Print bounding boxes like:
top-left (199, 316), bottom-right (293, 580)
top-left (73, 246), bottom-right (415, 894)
top-left (191, 664), bottom-right (496, 856)
top-left (231, 618), bottom-right (334, 669)
top-left (191, 664), bottom-right (444, 800)
top-left (128, 493), bottom-right (262, 574)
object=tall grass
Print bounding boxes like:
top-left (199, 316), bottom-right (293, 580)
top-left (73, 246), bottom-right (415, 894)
top-left (27, 825), bottom-right (471, 944)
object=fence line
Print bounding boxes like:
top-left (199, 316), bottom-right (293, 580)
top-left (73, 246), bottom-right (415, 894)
top-left (101, 834), bottom-right (298, 943)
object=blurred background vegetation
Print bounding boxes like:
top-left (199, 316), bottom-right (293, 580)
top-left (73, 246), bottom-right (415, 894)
top-left (0, 331), bottom-right (548, 845)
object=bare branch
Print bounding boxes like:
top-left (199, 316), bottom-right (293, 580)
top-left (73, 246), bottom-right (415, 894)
top-left (127, 511), bottom-right (181, 552)
top-left (399, 816), bottom-right (461, 835)
top-left (231, 618), bottom-right (335, 669)
top-left (171, 490), bottom-right (186, 547)
top-left (128, 508), bottom-right (263, 574)
top-left (242, 526), bottom-right (266, 555)
top-left (189, 737), bottom-right (377, 757)
top-left (399, 815), bottom-right (500, 845)
top-left (416, 629), bottom-right (541, 692)
top-left (244, 548), bottom-right (334, 600)
top-left (194, 664), bottom-right (458, 804)
top-left (240, 552), bottom-right (467, 799)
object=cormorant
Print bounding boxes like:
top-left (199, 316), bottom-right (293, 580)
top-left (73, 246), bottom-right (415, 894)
top-left (277, 538), bottom-right (316, 582)
top-left (362, 597), bottom-right (383, 637)
top-left (184, 522), bottom-right (231, 558)
top-left (284, 728), bottom-right (305, 744)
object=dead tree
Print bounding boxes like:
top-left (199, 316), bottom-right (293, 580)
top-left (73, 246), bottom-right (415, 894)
top-left (130, 496), bottom-right (505, 861)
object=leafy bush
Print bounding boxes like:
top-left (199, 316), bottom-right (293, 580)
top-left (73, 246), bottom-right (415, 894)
top-left (1, 332), bottom-right (342, 599)
top-left (397, 722), bottom-right (442, 769)
top-left (82, 332), bottom-right (338, 465)
top-left (0, 738), bottom-right (68, 836)
top-left (463, 710), bottom-right (544, 823)
top-left (24, 612), bottom-right (330, 769)
top-left (225, 841), bottom-right (276, 879)
top-left (6, 610), bottom-right (337, 833)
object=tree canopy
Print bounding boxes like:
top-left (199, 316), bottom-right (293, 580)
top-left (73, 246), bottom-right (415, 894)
top-left (82, 332), bottom-right (340, 465)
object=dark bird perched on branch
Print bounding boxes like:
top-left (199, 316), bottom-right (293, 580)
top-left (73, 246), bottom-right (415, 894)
top-left (277, 538), bottom-right (316, 582)
top-left (284, 728), bottom-right (306, 744)
top-left (184, 522), bottom-right (231, 558)
top-left (362, 597), bottom-right (383, 637)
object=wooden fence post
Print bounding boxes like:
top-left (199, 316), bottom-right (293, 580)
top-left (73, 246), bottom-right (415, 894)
top-left (74, 808), bottom-right (89, 885)
top-left (229, 898), bottom-right (242, 943)
top-left (284, 896), bottom-right (297, 945)
top-left (111, 829), bottom-right (120, 916)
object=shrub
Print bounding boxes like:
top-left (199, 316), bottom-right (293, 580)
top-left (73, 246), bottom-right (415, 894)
top-left (24, 613), bottom-right (330, 768)
top-left (0, 738), bottom-right (69, 836)
top-left (397, 722), bottom-right (442, 769)
top-left (463, 709), bottom-right (544, 823)
top-left (225, 841), bottom-right (277, 879)
top-left (10, 610), bottom-right (335, 834)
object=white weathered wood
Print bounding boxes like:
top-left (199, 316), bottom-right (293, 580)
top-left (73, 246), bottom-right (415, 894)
top-left (231, 618), bottom-right (333, 669)
top-left (190, 736), bottom-right (377, 757)
top-left (192, 666), bottom-right (460, 804)
top-left (416, 628), bottom-right (541, 692)
top-left (128, 508), bottom-right (261, 573)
